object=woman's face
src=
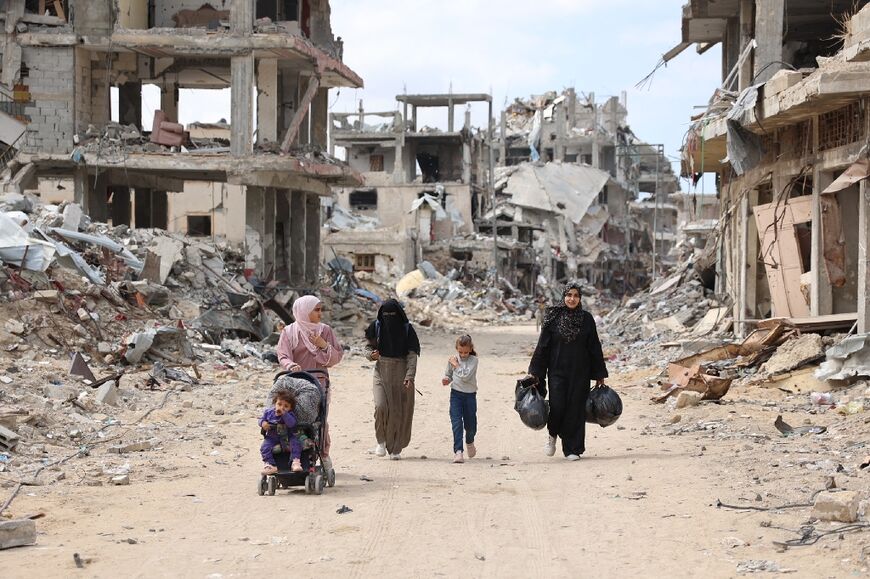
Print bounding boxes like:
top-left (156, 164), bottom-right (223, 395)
top-left (308, 303), bottom-right (323, 324)
top-left (564, 289), bottom-right (581, 310)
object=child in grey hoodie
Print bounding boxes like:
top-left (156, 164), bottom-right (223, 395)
top-left (441, 334), bottom-right (479, 463)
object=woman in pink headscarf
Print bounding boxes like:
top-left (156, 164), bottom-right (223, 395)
top-left (276, 295), bottom-right (343, 469)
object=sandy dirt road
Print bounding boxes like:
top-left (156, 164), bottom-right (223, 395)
top-left (1, 324), bottom-right (866, 578)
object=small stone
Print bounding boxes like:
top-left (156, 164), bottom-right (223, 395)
top-left (182, 400), bottom-right (193, 408)
top-left (214, 409), bottom-right (225, 416)
top-left (73, 324), bottom-right (89, 338)
top-left (97, 342), bottom-right (113, 355)
top-left (675, 391), bottom-right (703, 409)
top-left (812, 491), bottom-right (862, 523)
top-left (4, 320), bottom-right (25, 336)
top-left (212, 440), bottom-right (222, 446)
top-left (111, 474), bottom-right (130, 486)
top-left (33, 290), bottom-right (59, 302)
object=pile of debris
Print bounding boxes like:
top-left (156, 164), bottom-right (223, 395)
top-left (605, 262), bottom-right (731, 345)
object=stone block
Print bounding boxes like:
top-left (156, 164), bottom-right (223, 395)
top-left (0, 519), bottom-right (36, 550)
top-left (33, 290), bottom-right (59, 302)
top-left (812, 491), bottom-right (862, 523)
top-left (95, 381), bottom-right (119, 406)
top-left (44, 383), bottom-right (75, 401)
top-left (0, 424), bottom-right (20, 452)
top-left (111, 474), bottom-right (130, 485)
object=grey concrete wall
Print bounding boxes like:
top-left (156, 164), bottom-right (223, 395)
top-left (834, 186), bottom-right (860, 314)
top-left (73, 0), bottom-right (114, 36)
top-left (21, 47), bottom-right (75, 155)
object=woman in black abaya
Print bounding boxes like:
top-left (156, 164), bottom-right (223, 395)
top-left (528, 281), bottom-right (609, 460)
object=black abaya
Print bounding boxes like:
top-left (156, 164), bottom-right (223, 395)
top-left (528, 311), bottom-right (608, 456)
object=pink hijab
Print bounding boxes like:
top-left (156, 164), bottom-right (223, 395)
top-left (289, 295), bottom-right (323, 354)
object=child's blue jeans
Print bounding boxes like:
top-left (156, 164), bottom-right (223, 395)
top-left (449, 390), bottom-right (477, 453)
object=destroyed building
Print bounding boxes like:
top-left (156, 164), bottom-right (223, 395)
top-left (325, 94), bottom-right (495, 281)
top-left (669, 0), bottom-right (870, 335)
top-left (493, 89), bottom-right (681, 292)
top-left (0, 0), bottom-right (363, 287)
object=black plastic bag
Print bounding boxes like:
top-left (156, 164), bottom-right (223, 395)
top-left (515, 377), bottom-right (549, 430)
top-left (585, 384), bottom-right (622, 427)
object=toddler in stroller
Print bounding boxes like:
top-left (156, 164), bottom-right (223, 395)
top-left (258, 370), bottom-right (335, 496)
top-left (260, 390), bottom-right (303, 475)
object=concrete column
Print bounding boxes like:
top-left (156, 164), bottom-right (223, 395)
top-left (738, 0), bottom-right (754, 91)
top-left (118, 82), bottom-right (142, 129)
top-left (290, 191), bottom-right (307, 286)
top-left (231, 0), bottom-right (254, 34)
top-left (256, 59), bottom-right (279, 145)
top-left (281, 190), bottom-right (293, 282)
top-left (447, 99), bottom-right (455, 132)
top-left (311, 87), bottom-right (329, 150)
top-left (554, 104), bottom-right (566, 161)
top-left (859, 179), bottom-right (870, 333)
top-left (305, 193), bottom-right (320, 284)
top-left (745, 189), bottom-right (759, 325)
top-left (160, 81), bottom-right (179, 123)
top-left (393, 136), bottom-right (405, 184)
top-left (754, 0), bottom-right (784, 84)
top-left (231, 55), bottom-right (255, 156)
top-left (499, 110), bottom-right (507, 165)
top-left (245, 187), bottom-right (267, 275)
top-left (73, 165), bottom-right (89, 214)
top-left (462, 108), bottom-right (472, 184)
top-left (811, 168), bottom-right (834, 316)
top-left (263, 189), bottom-right (277, 279)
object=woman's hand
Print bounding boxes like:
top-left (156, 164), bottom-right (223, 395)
top-left (370, 350), bottom-right (380, 361)
top-left (288, 363), bottom-right (302, 372)
top-left (403, 378), bottom-right (414, 390)
top-left (449, 356), bottom-right (459, 368)
top-left (311, 332), bottom-right (328, 350)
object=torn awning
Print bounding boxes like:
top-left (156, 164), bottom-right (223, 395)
top-left (502, 162), bottom-right (609, 225)
top-left (823, 157), bottom-right (870, 194)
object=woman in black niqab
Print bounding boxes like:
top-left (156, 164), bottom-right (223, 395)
top-left (364, 299), bottom-right (421, 459)
top-left (528, 281), bottom-right (609, 460)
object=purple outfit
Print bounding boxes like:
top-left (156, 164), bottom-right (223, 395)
top-left (260, 408), bottom-right (302, 465)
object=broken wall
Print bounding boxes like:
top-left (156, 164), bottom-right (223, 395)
top-left (117, 0), bottom-right (149, 29)
top-left (166, 182), bottom-right (246, 244)
top-left (20, 47), bottom-right (75, 154)
top-left (72, 0), bottom-right (114, 36)
top-left (346, 146), bottom-right (396, 175)
top-left (153, 0), bottom-right (231, 28)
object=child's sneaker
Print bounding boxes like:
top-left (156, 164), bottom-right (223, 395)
top-left (262, 464), bottom-right (278, 475)
top-left (290, 458), bottom-right (303, 472)
top-left (466, 442), bottom-right (476, 458)
top-left (453, 451), bottom-right (464, 463)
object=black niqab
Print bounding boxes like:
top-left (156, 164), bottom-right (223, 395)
top-left (542, 280), bottom-right (587, 343)
top-left (365, 299), bottom-right (421, 358)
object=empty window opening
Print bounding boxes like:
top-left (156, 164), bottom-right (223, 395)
top-left (257, 0), bottom-right (300, 21)
top-left (349, 189), bottom-right (377, 210)
top-left (417, 152), bottom-right (440, 183)
top-left (187, 215), bottom-right (212, 237)
top-left (598, 187), bottom-right (608, 205)
top-left (354, 254), bottom-right (375, 272)
top-left (369, 154), bottom-right (385, 172)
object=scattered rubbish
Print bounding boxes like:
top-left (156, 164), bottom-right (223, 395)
top-left (837, 401), bottom-right (864, 415)
top-left (816, 334), bottom-right (870, 382)
top-left (774, 415), bottom-right (826, 437)
top-left (69, 353), bottom-right (97, 383)
top-left (809, 392), bottom-right (834, 406)
top-left (515, 377), bottom-right (548, 430)
top-left (585, 384), bottom-right (622, 427)
top-left (336, 505), bottom-right (352, 515)
top-left (359, 475), bottom-right (373, 482)
top-left (0, 425), bottom-right (20, 452)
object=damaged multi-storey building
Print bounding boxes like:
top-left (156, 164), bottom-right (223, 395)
top-left (493, 89), bottom-right (681, 292)
top-left (670, 0), bottom-right (870, 334)
top-left (0, 0), bottom-right (362, 287)
top-left (324, 93), bottom-right (498, 282)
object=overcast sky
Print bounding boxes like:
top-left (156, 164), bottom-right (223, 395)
top-left (328, 0), bottom-right (721, 187)
top-left (137, 0), bottom-right (721, 191)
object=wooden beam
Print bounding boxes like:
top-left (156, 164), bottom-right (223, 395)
top-left (280, 75), bottom-right (320, 154)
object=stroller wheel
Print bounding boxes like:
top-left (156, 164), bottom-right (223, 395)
top-left (267, 476), bottom-right (277, 496)
top-left (305, 473), bottom-right (315, 494)
top-left (257, 476), bottom-right (267, 496)
top-left (314, 473), bottom-right (325, 495)
top-left (326, 469), bottom-right (336, 488)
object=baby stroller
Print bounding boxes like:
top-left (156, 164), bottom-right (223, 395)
top-left (258, 369), bottom-right (335, 496)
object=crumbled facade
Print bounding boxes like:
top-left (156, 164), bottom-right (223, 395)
top-left (0, 0), bottom-right (362, 287)
top-left (672, 0), bottom-right (870, 335)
